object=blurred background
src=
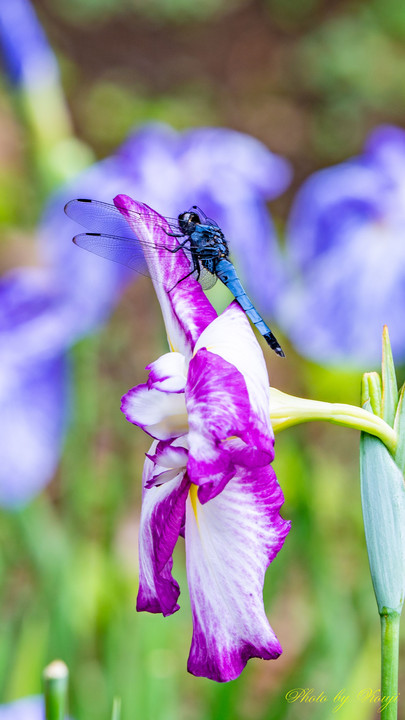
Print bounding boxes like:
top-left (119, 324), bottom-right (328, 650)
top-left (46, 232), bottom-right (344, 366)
top-left (1, 0), bottom-right (405, 718)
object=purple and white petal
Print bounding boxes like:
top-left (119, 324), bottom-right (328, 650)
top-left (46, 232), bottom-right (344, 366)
top-left (145, 438), bottom-right (189, 488)
top-left (137, 444), bottom-right (189, 616)
top-left (194, 302), bottom-right (273, 454)
top-left (146, 467), bottom-right (185, 487)
top-left (121, 384), bottom-right (187, 440)
top-left (114, 195), bottom-right (217, 356)
top-left (147, 438), bottom-right (189, 469)
top-left (186, 347), bottom-right (253, 502)
top-left (185, 303), bottom-right (274, 501)
top-left (185, 465), bottom-right (290, 682)
top-left (146, 352), bottom-right (186, 393)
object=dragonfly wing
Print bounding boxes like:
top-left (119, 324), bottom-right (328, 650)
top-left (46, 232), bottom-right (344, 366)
top-left (73, 233), bottom-right (150, 277)
top-left (199, 268), bottom-right (218, 290)
top-left (65, 198), bottom-right (180, 236)
top-left (67, 200), bottom-right (216, 290)
top-left (189, 205), bottom-right (220, 229)
top-left (73, 233), bottom-right (201, 286)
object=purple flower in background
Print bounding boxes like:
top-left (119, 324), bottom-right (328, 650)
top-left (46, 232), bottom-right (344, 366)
top-left (275, 125), bottom-right (405, 366)
top-left (0, 697), bottom-right (44, 720)
top-left (0, 124), bottom-right (290, 507)
top-left (0, 0), bottom-right (91, 190)
top-left (0, 0), bottom-right (58, 89)
top-left (0, 269), bottom-right (69, 506)
top-left (115, 196), bottom-right (290, 681)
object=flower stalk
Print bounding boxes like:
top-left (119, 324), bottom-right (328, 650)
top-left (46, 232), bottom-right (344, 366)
top-left (381, 610), bottom-right (401, 720)
top-left (359, 328), bottom-right (404, 720)
top-left (43, 660), bottom-right (68, 720)
top-left (269, 387), bottom-right (397, 454)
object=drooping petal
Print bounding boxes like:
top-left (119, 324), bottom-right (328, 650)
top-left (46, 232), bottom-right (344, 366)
top-left (146, 352), bottom-right (186, 393)
top-left (137, 444), bottom-right (189, 616)
top-left (121, 384), bottom-right (187, 440)
top-left (185, 465), bottom-right (290, 682)
top-left (114, 195), bottom-right (217, 356)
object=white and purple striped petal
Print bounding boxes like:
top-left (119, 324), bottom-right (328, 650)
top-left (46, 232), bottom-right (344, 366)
top-left (121, 384), bottom-right (187, 440)
top-left (186, 303), bottom-right (274, 502)
top-left (185, 464), bottom-right (290, 682)
top-left (195, 302), bottom-right (273, 450)
top-left (146, 352), bottom-right (186, 393)
top-left (186, 347), bottom-right (254, 502)
top-left (137, 441), bottom-right (189, 616)
top-left (114, 195), bottom-right (217, 356)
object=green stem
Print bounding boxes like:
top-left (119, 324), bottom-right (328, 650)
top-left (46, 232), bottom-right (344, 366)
top-left (380, 610), bottom-right (401, 720)
top-left (269, 388), bottom-right (397, 454)
top-left (43, 661), bottom-right (69, 720)
top-left (112, 697), bottom-right (122, 720)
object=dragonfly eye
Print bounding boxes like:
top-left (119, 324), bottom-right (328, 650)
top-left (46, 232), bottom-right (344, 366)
top-left (178, 210), bottom-right (200, 232)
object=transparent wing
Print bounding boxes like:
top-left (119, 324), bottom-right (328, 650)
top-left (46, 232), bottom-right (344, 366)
top-left (65, 198), bottom-right (181, 236)
top-left (73, 232), bottom-right (218, 290)
top-left (66, 199), bottom-right (218, 289)
top-left (199, 269), bottom-right (217, 290)
top-left (188, 204), bottom-right (220, 229)
top-left (73, 232), bottom-right (152, 277)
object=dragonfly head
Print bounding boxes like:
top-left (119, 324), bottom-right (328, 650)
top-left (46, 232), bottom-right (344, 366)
top-left (178, 210), bottom-right (201, 234)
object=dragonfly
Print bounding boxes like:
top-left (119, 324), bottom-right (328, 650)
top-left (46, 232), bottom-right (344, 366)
top-left (64, 198), bottom-right (285, 357)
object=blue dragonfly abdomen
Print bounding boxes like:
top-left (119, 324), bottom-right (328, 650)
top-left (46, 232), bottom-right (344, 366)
top-left (213, 258), bottom-right (285, 357)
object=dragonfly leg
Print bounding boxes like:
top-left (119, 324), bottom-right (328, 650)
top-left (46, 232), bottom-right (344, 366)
top-left (163, 229), bottom-right (184, 238)
top-left (165, 237), bottom-right (191, 252)
top-left (167, 256), bottom-right (200, 292)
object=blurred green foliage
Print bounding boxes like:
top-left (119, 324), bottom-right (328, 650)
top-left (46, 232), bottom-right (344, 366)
top-left (1, 0), bottom-right (405, 718)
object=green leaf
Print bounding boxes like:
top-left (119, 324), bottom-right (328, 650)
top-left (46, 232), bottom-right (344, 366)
top-left (360, 419), bottom-right (405, 615)
top-left (394, 383), bottom-right (405, 474)
top-left (382, 326), bottom-right (398, 427)
top-left (361, 371), bottom-right (382, 417)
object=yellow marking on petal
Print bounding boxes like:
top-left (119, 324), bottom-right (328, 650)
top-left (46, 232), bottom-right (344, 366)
top-left (189, 483), bottom-right (199, 526)
top-left (221, 435), bottom-right (238, 444)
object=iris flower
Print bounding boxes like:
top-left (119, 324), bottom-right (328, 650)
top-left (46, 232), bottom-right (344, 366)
top-left (274, 125), bottom-right (405, 366)
top-left (116, 195), bottom-right (290, 681)
top-left (0, 119), bottom-right (290, 507)
top-left (0, 0), bottom-right (291, 508)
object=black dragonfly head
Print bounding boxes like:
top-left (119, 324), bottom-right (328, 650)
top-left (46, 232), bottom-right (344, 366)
top-left (177, 208), bottom-right (201, 234)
